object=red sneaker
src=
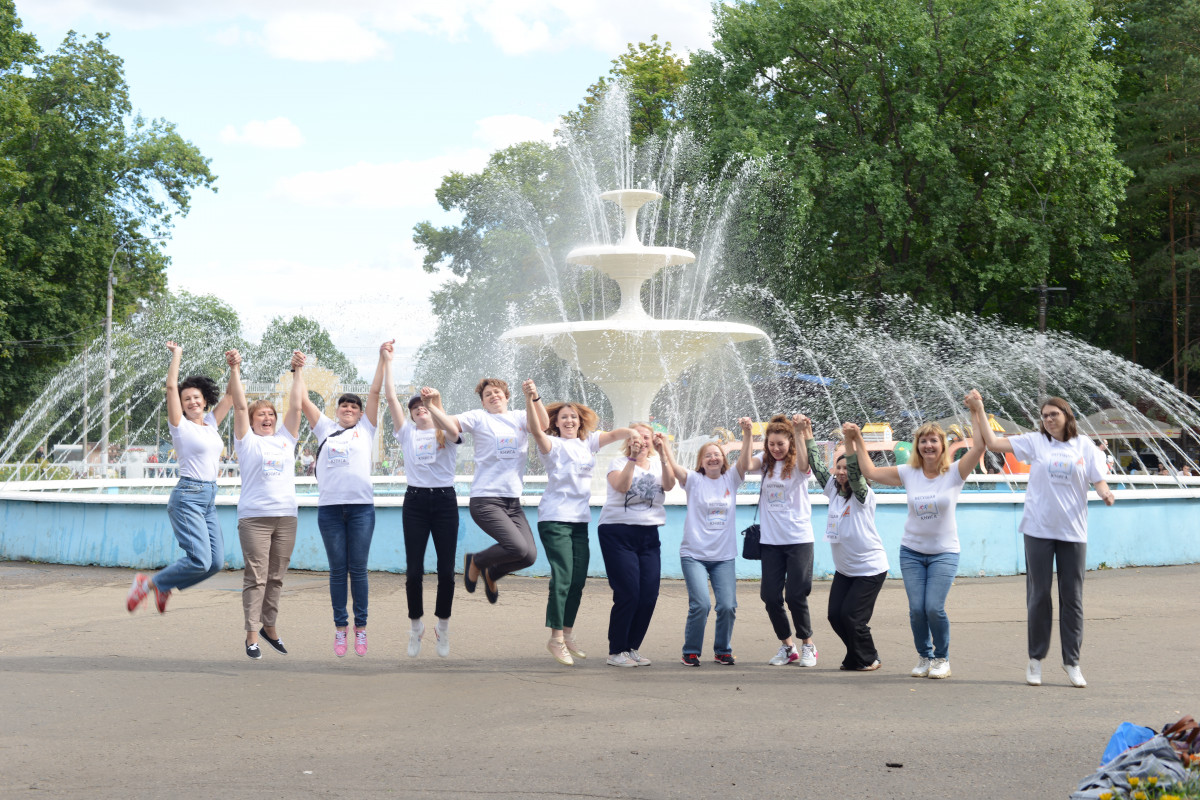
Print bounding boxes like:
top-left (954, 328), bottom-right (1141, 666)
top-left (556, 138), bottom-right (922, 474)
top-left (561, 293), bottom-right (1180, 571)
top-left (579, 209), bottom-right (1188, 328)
top-left (126, 574), bottom-right (150, 613)
top-left (152, 584), bottom-right (170, 614)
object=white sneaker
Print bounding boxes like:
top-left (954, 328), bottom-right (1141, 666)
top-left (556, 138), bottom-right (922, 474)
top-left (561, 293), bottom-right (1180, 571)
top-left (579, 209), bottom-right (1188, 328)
top-left (564, 637), bottom-right (586, 660)
top-left (768, 644), bottom-right (798, 666)
top-left (928, 658), bottom-right (951, 679)
top-left (1063, 663), bottom-right (1087, 688)
top-left (911, 657), bottom-right (932, 678)
top-left (407, 622), bottom-right (424, 658)
top-left (547, 638), bottom-right (574, 666)
top-left (435, 627), bottom-right (449, 658)
top-left (627, 649), bottom-right (651, 666)
top-left (1026, 658), bottom-right (1042, 686)
top-left (798, 642), bottom-right (818, 667)
top-left (606, 651), bottom-right (638, 668)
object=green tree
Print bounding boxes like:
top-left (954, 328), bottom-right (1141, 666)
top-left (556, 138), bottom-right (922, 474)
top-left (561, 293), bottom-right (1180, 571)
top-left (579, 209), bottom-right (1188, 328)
top-left (251, 315), bottom-right (359, 383)
top-left (0, 7), bottom-right (216, 428)
top-left (686, 0), bottom-right (1130, 332)
top-left (565, 35), bottom-right (688, 144)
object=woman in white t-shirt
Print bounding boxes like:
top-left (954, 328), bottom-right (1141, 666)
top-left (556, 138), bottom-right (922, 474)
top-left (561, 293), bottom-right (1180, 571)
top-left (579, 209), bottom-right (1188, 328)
top-left (525, 381), bottom-right (635, 667)
top-left (426, 377), bottom-right (550, 605)
top-left (227, 348), bottom-right (307, 659)
top-left (967, 390), bottom-right (1115, 688)
top-left (662, 438), bottom-right (744, 666)
top-left (597, 424), bottom-right (676, 668)
top-left (300, 343), bottom-right (387, 658)
top-left (735, 413), bottom-right (821, 669)
top-left (816, 423), bottom-right (890, 671)
top-left (383, 343), bottom-right (462, 659)
top-left (854, 416), bottom-right (984, 680)
top-left (126, 341), bottom-right (233, 615)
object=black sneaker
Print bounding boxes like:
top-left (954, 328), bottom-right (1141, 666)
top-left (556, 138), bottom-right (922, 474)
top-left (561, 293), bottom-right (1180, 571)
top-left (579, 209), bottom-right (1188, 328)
top-left (259, 628), bottom-right (287, 655)
top-left (245, 642), bottom-right (262, 660)
top-left (680, 653), bottom-right (701, 667)
top-left (714, 653), bottom-right (736, 666)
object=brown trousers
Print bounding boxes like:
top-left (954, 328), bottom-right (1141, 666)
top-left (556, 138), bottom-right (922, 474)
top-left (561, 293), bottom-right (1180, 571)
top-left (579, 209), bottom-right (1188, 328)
top-left (238, 516), bottom-right (298, 631)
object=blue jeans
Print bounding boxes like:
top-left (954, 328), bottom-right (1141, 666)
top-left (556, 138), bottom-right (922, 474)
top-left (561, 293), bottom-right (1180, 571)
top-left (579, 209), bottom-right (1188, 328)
top-left (155, 478), bottom-right (223, 593)
top-left (899, 545), bottom-right (960, 659)
top-left (318, 504), bottom-right (375, 628)
top-left (680, 556), bottom-right (737, 656)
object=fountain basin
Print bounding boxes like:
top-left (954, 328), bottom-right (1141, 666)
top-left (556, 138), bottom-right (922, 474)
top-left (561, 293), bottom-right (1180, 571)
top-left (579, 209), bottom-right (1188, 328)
top-left (3, 479), bottom-right (1198, 579)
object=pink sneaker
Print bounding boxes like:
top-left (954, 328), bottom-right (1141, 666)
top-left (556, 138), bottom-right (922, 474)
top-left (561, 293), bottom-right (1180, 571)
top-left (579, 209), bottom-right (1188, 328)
top-left (152, 585), bottom-right (170, 614)
top-left (334, 629), bottom-right (348, 658)
top-left (126, 573), bottom-right (150, 613)
top-left (354, 628), bottom-right (368, 657)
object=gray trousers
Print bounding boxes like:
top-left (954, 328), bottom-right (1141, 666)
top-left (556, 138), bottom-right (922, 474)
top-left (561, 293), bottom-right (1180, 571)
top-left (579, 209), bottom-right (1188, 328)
top-left (469, 497), bottom-right (537, 580)
top-left (1024, 534), bottom-right (1086, 665)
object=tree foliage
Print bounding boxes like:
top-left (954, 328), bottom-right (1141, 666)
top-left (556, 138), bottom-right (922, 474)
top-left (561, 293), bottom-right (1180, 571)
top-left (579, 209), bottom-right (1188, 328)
top-left (686, 0), bottom-right (1130, 332)
top-left (251, 315), bottom-right (359, 383)
top-left (0, 4), bottom-right (216, 428)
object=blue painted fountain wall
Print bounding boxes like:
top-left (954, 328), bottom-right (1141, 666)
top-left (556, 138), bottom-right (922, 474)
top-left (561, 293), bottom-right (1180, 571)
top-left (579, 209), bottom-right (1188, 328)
top-left (2, 492), bottom-right (1196, 578)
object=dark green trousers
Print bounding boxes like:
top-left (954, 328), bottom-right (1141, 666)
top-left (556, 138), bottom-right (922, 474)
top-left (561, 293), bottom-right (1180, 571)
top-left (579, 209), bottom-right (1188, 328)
top-left (538, 520), bottom-right (590, 629)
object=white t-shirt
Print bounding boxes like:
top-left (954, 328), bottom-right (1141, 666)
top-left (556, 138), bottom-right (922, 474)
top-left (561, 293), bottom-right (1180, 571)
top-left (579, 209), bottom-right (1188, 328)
top-left (823, 478), bottom-right (889, 577)
top-left (680, 469), bottom-right (744, 562)
top-left (169, 412), bottom-right (223, 482)
top-left (313, 416), bottom-right (377, 506)
top-left (897, 464), bottom-right (966, 554)
top-left (458, 408), bottom-right (529, 498)
top-left (395, 423), bottom-right (458, 488)
top-left (598, 456), bottom-right (667, 527)
top-left (235, 428), bottom-right (298, 519)
top-left (755, 462), bottom-right (814, 545)
top-left (1010, 432), bottom-right (1106, 542)
top-left (537, 432), bottom-right (601, 523)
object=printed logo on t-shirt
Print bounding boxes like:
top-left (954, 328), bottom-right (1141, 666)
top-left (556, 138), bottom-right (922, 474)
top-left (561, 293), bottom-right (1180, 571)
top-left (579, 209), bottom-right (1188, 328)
top-left (765, 480), bottom-right (786, 511)
top-left (1046, 455), bottom-right (1075, 484)
top-left (414, 432), bottom-right (437, 465)
top-left (825, 505), bottom-right (849, 542)
top-left (262, 456), bottom-right (285, 477)
top-left (573, 459), bottom-right (594, 477)
top-left (625, 473), bottom-right (661, 510)
top-left (912, 492), bottom-right (940, 521)
top-left (706, 499), bottom-right (729, 530)
top-left (327, 437), bottom-right (350, 467)
top-left (497, 435), bottom-right (519, 459)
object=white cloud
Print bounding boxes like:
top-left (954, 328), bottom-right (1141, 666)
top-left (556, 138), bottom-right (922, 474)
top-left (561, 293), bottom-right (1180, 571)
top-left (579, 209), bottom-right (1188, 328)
top-left (219, 117), bottom-right (304, 149)
top-left (473, 114), bottom-right (558, 151)
top-left (263, 12), bottom-right (390, 62)
top-left (272, 152), bottom-right (490, 210)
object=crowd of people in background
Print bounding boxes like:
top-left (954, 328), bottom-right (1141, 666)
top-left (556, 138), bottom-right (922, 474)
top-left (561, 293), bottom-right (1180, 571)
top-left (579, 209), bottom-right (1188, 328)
top-left (123, 339), bottom-right (1129, 689)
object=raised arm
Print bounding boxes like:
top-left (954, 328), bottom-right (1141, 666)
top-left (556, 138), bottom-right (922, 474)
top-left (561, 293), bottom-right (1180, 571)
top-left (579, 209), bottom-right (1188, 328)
top-left (421, 386), bottom-right (461, 436)
top-left (799, 418), bottom-right (830, 486)
top-left (364, 340), bottom-right (390, 427)
top-left (736, 417), bottom-right (762, 477)
top-left (380, 342), bottom-right (405, 433)
top-left (841, 422), bottom-right (871, 503)
top-left (846, 422), bottom-right (901, 486)
top-left (654, 433), bottom-right (678, 491)
top-left (660, 433), bottom-right (689, 486)
top-left (965, 390), bottom-right (1014, 454)
top-left (956, 396), bottom-right (988, 480)
top-left (165, 341), bottom-right (183, 427)
top-left (283, 350), bottom-right (306, 438)
top-left (608, 438), bottom-right (644, 494)
top-left (523, 379), bottom-right (552, 455)
top-left (523, 378), bottom-right (550, 431)
top-left (792, 414), bottom-right (811, 475)
top-left (597, 427), bottom-right (637, 449)
top-left (210, 386), bottom-right (234, 425)
top-left (226, 349), bottom-right (249, 441)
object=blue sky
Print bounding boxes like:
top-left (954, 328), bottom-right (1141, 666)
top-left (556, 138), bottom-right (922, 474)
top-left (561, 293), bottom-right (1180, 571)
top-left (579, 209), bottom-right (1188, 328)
top-left (14, 0), bottom-right (715, 380)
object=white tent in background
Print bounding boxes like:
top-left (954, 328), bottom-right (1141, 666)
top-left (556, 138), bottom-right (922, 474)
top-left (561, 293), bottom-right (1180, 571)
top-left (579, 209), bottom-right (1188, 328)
top-left (1081, 408), bottom-right (1181, 439)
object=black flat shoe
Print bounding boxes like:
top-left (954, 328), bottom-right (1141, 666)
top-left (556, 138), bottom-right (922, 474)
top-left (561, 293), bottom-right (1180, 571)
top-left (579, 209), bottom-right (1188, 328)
top-left (463, 553), bottom-right (478, 593)
top-left (259, 628), bottom-right (287, 655)
top-left (482, 567), bottom-right (499, 604)
top-left (245, 642), bottom-right (262, 660)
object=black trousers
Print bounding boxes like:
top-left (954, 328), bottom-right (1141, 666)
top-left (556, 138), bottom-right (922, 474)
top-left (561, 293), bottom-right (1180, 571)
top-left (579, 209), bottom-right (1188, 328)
top-left (403, 486), bottom-right (459, 620)
top-left (760, 542), bottom-right (814, 641)
top-left (827, 570), bottom-right (887, 669)
top-left (597, 523), bottom-right (661, 655)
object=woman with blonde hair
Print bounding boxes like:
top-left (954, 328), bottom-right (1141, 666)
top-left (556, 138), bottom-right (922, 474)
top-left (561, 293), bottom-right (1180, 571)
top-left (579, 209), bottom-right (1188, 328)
top-left (854, 411), bottom-right (984, 680)
top-left (525, 385), bottom-right (636, 665)
top-left (736, 414), bottom-right (819, 668)
top-left (227, 349), bottom-right (307, 659)
top-left (662, 435), bottom-right (744, 666)
top-left (597, 424), bottom-right (676, 667)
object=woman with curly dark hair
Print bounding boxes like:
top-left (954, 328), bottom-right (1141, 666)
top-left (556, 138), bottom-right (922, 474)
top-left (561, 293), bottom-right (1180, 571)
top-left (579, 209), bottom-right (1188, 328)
top-left (126, 340), bottom-right (233, 615)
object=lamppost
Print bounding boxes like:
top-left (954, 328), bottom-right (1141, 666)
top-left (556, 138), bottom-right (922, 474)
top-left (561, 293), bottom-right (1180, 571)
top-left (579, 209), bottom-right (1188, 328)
top-left (102, 236), bottom-right (165, 474)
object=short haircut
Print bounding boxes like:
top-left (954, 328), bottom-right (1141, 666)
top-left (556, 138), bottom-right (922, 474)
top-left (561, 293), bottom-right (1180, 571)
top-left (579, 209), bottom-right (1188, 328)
top-left (246, 399), bottom-right (277, 431)
top-left (178, 375), bottom-right (220, 409)
top-left (474, 377), bottom-right (510, 399)
top-left (337, 393), bottom-right (363, 410)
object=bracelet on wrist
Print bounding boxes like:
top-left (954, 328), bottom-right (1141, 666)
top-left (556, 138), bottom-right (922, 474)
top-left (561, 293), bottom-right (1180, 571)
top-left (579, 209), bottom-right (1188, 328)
top-left (532, 395), bottom-right (540, 402)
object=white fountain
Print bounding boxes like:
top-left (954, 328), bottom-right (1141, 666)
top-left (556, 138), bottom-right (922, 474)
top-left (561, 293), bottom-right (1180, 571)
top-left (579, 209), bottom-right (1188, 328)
top-left (501, 188), bottom-right (767, 432)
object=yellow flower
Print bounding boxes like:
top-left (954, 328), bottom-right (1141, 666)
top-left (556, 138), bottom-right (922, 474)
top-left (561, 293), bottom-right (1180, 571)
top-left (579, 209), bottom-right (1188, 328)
top-left (1098, 793), bottom-right (1113, 800)
top-left (1132, 791), bottom-right (1146, 800)
top-left (1148, 776), bottom-right (1158, 786)
top-left (1161, 794), bottom-right (1180, 800)
top-left (1129, 776), bottom-right (1140, 787)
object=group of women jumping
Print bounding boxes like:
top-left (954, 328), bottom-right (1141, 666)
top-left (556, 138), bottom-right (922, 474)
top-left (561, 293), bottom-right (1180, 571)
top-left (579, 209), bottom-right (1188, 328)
top-left (126, 341), bottom-right (1116, 687)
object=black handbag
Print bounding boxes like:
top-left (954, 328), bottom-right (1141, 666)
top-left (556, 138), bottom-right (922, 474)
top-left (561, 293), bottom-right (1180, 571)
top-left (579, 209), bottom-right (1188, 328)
top-left (741, 477), bottom-right (763, 560)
